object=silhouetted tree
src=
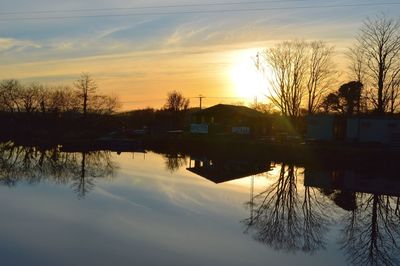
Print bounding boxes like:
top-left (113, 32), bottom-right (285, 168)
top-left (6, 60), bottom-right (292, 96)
top-left (164, 90), bottom-right (189, 112)
top-left (47, 86), bottom-right (80, 113)
top-left (90, 94), bottom-right (120, 114)
top-left (347, 45), bottom-right (366, 84)
top-left (259, 41), bottom-right (308, 117)
top-left (306, 41), bottom-right (336, 114)
top-left (321, 92), bottom-right (342, 113)
top-left (338, 81), bottom-right (363, 115)
top-left (352, 14), bottom-right (400, 114)
top-left (258, 40), bottom-right (336, 116)
top-left (74, 73), bottom-right (97, 116)
top-left (250, 102), bottom-right (277, 114)
top-left (20, 83), bottom-right (43, 113)
top-left (0, 79), bottom-right (23, 112)
top-left (322, 81), bottom-right (363, 115)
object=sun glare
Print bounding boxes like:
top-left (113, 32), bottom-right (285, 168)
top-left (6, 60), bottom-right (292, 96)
top-left (229, 50), bottom-right (267, 103)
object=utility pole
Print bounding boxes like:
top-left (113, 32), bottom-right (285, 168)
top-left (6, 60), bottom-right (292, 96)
top-left (197, 95), bottom-right (205, 109)
top-left (250, 175), bottom-right (254, 225)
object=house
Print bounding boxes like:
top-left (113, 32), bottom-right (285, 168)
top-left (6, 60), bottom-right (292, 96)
top-left (307, 115), bottom-right (400, 145)
top-left (190, 104), bottom-right (270, 137)
top-left (346, 117), bottom-right (400, 144)
top-left (306, 115), bottom-right (346, 141)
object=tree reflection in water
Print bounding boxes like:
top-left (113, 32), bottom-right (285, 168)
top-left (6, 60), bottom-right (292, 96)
top-left (340, 193), bottom-right (400, 266)
top-left (72, 151), bottom-right (116, 199)
top-left (0, 142), bottom-right (116, 198)
top-left (2, 142), bottom-right (400, 264)
top-left (244, 163), bottom-right (329, 254)
top-left (163, 152), bottom-right (187, 173)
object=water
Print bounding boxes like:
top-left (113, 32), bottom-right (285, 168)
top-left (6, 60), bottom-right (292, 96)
top-left (0, 143), bottom-right (399, 265)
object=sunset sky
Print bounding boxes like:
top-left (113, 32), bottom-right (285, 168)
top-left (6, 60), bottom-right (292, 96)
top-left (1, 0), bottom-right (400, 110)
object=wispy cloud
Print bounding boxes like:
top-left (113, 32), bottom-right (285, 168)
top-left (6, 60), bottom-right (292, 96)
top-left (0, 38), bottom-right (41, 52)
top-left (1, 0), bottom-right (400, 109)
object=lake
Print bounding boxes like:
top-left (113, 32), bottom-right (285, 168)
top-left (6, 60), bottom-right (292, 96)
top-left (0, 143), bottom-right (399, 265)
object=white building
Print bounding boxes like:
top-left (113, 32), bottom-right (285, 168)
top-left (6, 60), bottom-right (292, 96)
top-left (307, 115), bottom-right (400, 145)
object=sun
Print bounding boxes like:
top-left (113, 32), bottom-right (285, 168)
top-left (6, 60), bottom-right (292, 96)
top-left (229, 50), bottom-right (267, 102)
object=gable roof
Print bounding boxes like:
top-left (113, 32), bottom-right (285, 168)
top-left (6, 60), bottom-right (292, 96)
top-left (193, 104), bottom-right (265, 118)
top-left (187, 160), bottom-right (270, 183)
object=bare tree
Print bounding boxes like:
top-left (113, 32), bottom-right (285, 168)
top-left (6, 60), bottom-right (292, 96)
top-left (389, 78), bottom-right (400, 113)
top-left (0, 79), bottom-right (23, 112)
top-left (0, 77), bottom-right (118, 116)
top-left (306, 41), bottom-right (336, 114)
top-left (347, 45), bottom-right (366, 84)
top-left (259, 41), bottom-right (308, 117)
top-left (250, 102), bottom-right (277, 114)
top-left (259, 40), bottom-right (335, 116)
top-left (352, 14), bottom-right (400, 114)
top-left (20, 83), bottom-right (43, 113)
top-left (74, 73), bottom-right (97, 116)
top-left (164, 90), bottom-right (190, 112)
top-left (90, 94), bottom-right (120, 114)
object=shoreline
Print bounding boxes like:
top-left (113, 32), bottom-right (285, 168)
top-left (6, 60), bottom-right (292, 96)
top-left (2, 134), bottom-right (398, 165)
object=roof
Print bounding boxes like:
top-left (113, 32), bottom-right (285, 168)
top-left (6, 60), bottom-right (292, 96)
top-left (193, 104), bottom-right (266, 118)
top-left (187, 160), bottom-right (270, 183)
top-left (307, 114), bottom-right (400, 120)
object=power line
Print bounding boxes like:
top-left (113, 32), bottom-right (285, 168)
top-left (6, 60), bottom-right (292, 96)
top-left (121, 99), bottom-right (166, 104)
top-left (191, 96), bottom-right (259, 99)
top-left (0, 2), bottom-right (399, 21)
top-left (0, 0), bottom-right (324, 16)
top-left (112, 95), bottom-right (256, 104)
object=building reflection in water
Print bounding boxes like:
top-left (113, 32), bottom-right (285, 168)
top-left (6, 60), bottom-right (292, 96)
top-left (187, 156), bottom-right (400, 265)
top-left (187, 156), bottom-right (270, 184)
top-left (0, 142), bottom-right (116, 198)
top-left (1, 142), bottom-right (400, 265)
top-left (305, 166), bottom-right (400, 265)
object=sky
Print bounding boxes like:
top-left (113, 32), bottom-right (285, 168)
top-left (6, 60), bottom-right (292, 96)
top-left (1, 0), bottom-right (400, 110)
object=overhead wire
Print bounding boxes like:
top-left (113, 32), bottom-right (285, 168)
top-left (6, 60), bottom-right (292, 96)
top-left (120, 95), bottom-right (256, 103)
top-left (0, 2), bottom-right (399, 21)
top-left (0, 0), bottom-right (331, 15)
top-left (2, 1), bottom-right (397, 107)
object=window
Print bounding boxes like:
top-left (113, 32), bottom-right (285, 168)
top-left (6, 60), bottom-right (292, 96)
top-left (308, 119), bottom-right (317, 125)
top-left (361, 122), bottom-right (370, 128)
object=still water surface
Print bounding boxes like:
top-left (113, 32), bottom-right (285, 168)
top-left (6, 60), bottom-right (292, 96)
top-left (0, 144), bottom-right (399, 265)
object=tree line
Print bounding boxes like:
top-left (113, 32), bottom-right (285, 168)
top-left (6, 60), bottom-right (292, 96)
top-left (259, 14), bottom-right (400, 116)
top-left (0, 142), bottom-right (115, 199)
top-left (0, 73), bottom-right (119, 115)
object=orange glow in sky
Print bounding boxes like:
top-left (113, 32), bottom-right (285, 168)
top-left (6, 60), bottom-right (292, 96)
top-left (229, 49), bottom-right (267, 102)
top-left (1, 1), bottom-right (399, 111)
